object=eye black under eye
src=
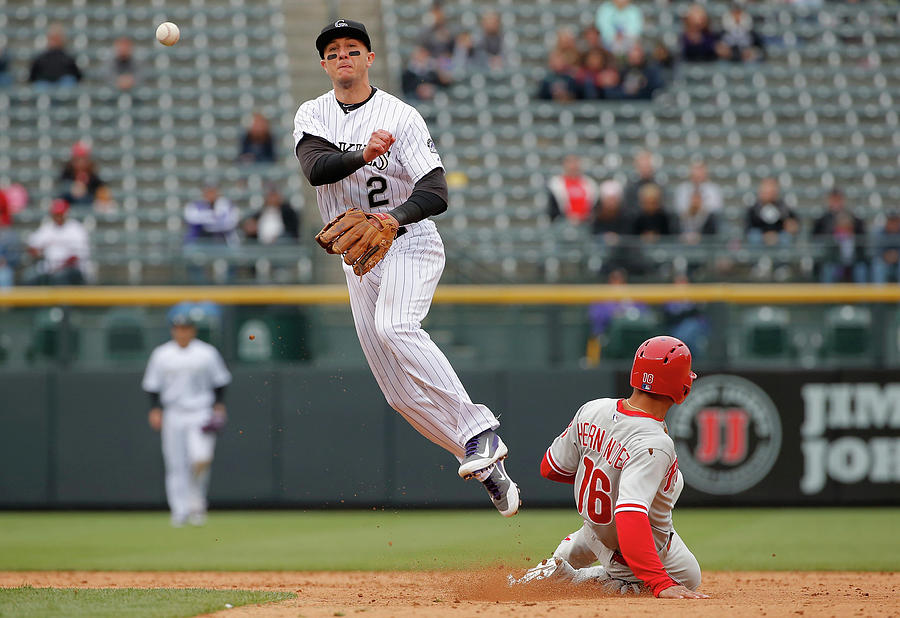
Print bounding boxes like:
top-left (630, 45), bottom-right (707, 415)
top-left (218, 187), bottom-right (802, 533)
top-left (349, 50), bottom-right (361, 56)
top-left (326, 53), bottom-right (337, 60)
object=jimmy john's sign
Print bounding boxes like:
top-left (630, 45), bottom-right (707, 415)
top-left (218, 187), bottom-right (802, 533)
top-left (800, 383), bottom-right (900, 495)
top-left (645, 371), bottom-right (900, 506)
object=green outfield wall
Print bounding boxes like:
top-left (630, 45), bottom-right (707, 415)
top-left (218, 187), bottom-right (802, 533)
top-left (2, 367), bottom-right (898, 509)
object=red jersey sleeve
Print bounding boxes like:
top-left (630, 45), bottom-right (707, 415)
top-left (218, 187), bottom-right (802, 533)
top-left (614, 510), bottom-right (678, 597)
top-left (540, 449), bottom-right (576, 484)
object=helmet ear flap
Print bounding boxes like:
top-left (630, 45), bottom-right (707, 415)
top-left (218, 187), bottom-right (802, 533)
top-left (679, 370), bottom-right (698, 404)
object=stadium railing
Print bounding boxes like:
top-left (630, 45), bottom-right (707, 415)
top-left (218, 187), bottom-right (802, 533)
top-left (1, 284), bottom-right (899, 370)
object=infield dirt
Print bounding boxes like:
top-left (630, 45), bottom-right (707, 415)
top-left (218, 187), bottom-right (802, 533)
top-left (1, 570), bottom-right (897, 617)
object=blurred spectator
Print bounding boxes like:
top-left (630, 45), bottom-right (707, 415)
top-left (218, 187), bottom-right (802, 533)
top-left (592, 180), bottom-right (629, 242)
top-left (0, 188), bottom-right (11, 228)
top-left (25, 199), bottom-right (90, 285)
top-left (609, 43), bottom-right (662, 100)
top-left (819, 212), bottom-right (868, 283)
top-left (109, 36), bottom-right (140, 91)
top-left (402, 46), bottom-right (450, 101)
top-left (674, 160), bottom-right (721, 243)
top-left (578, 49), bottom-right (620, 99)
top-left (59, 141), bottom-right (106, 209)
top-left (184, 183), bottom-right (240, 246)
top-left (238, 112), bottom-right (276, 165)
top-left (587, 268), bottom-right (652, 354)
top-left (746, 178), bottom-right (799, 245)
top-left (419, 2), bottom-right (455, 62)
top-left (624, 150), bottom-right (663, 213)
top-left (0, 253), bottom-right (12, 288)
top-left (717, 2), bottom-right (765, 63)
top-left (681, 4), bottom-right (719, 62)
top-left (242, 186), bottom-right (300, 244)
top-left (475, 11), bottom-right (505, 70)
top-left (596, 0), bottom-right (644, 57)
top-left (0, 192), bottom-right (15, 288)
top-left (579, 25), bottom-right (605, 59)
top-left (0, 183), bottom-right (28, 220)
top-left (547, 155), bottom-right (599, 224)
top-left (537, 51), bottom-right (580, 101)
top-left (92, 185), bottom-right (119, 214)
top-left (663, 274), bottom-right (710, 358)
top-left (631, 183), bottom-right (673, 240)
top-left (652, 40), bottom-right (676, 80)
top-left (871, 211), bottom-right (900, 284)
top-left (0, 47), bottom-right (11, 87)
top-left (29, 23), bottom-right (82, 87)
top-left (551, 28), bottom-right (582, 70)
top-left (812, 188), bottom-right (864, 237)
top-left (451, 32), bottom-right (479, 73)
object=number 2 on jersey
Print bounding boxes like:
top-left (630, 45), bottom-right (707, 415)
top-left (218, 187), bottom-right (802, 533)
top-left (367, 176), bottom-right (389, 208)
top-left (577, 456), bottom-right (613, 525)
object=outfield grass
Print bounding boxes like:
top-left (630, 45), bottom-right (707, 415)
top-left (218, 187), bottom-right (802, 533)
top-left (0, 587), bottom-right (293, 618)
top-left (0, 508), bottom-right (897, 572)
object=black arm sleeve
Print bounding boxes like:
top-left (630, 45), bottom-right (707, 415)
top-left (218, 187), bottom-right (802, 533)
top-left (148, 392), bottom-right (161, 408)
top-left (296, 135), bottom-right (367, 186)
top-left (388, 168), bottom-right (448, 226)
top-left (547, 191), bottom-right (562, 221)
top-left (213, 385), bottom-right (227, 405)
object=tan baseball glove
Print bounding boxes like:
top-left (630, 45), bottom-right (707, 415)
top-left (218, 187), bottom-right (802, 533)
top-left (315, 208), bottom-right (400, 276)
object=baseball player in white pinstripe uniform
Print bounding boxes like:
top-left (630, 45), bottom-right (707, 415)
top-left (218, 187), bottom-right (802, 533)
top-left (142, 306), bottom-right (231, 527)
top-left (293, 19), bottom-right (519, 516)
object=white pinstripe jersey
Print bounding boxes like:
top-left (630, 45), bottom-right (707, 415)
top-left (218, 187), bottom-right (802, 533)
top-left (142, 340), bottom-right (232, 412)
top-left (545, 398), bottom-right (683, 552)
top-left (293, 88), bottom-right (443, 224)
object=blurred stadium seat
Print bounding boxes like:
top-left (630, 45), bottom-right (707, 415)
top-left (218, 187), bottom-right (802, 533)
top-left (0, 1), bottom-right (898, 284)
top-left (743, 305), bottom-right (790, 359)
top-left (103, 307), bottom-right (147, 360)
top-left (822, 304), bottom-right (873, 359)
top-left (601, 307), bottom-right (661, 360)
top-left (0, 0), bottom-right (303, 284)
top-left (382, 0), bottom-right (899, 283)
top-left (27, 306), bottom-right (79, 363)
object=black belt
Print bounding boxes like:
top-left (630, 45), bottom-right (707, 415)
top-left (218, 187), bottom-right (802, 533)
top-left (396, 226), bottom-right (407, 237)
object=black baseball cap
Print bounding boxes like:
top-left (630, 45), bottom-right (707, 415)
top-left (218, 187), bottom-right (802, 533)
top-left (316, 19), bottom-right (371, 58)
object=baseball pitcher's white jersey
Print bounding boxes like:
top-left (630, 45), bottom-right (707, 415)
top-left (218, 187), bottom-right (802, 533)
top-left (142, 340), bottom-right (232, 412)
top-left (545, 398), bottom-right (683, 553)
top-left (293, 88), bottom-right (443, 223)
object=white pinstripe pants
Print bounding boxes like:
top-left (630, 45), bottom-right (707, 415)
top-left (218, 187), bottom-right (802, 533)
top-left (344, 220), bottom-right (499, 460)
top-left (161, 408), bottom-right (216, 522)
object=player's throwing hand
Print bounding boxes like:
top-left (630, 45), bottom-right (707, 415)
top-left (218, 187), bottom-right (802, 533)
top-left (363, 130), bottom-right (394, 163)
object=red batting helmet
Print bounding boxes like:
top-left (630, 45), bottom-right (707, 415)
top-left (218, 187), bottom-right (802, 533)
top-left (630, 336), bottom-right (697, 404)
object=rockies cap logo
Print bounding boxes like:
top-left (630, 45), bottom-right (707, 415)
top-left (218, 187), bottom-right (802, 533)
top-left (335, 20), bottom-right (348, 27)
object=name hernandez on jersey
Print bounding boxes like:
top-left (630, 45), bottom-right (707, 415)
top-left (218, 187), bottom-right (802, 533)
top-left (293, 88), bottom-right (443, 223)
top-left (545, 398), bottom-right (683, 552)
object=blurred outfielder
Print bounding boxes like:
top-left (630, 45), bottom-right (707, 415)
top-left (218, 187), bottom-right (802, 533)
top-left (142, 305), bottom-right (231, 527)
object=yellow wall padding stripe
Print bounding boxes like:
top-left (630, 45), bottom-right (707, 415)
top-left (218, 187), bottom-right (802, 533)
top-left (1, 284), bottom-right (899, 306)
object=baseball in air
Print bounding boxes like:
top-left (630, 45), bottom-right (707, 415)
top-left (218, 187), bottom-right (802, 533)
top-left (156, 22), bottom-right (180, 46)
